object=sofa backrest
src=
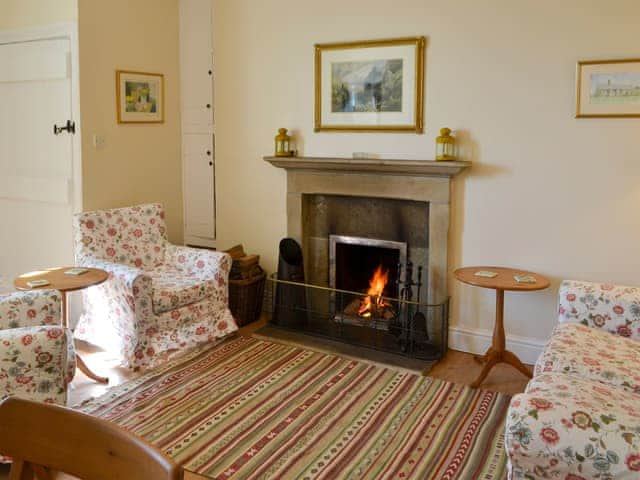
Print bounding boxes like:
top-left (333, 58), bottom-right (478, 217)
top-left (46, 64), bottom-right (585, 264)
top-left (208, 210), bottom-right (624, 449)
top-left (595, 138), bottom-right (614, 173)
top-left (73, 203), bottom-right (168, 268)
top-left (558, 279), bottom-right (640, 341)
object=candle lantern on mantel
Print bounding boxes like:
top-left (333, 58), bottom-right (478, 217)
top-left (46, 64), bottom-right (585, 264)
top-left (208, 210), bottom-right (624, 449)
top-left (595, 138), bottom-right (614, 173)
top-left (274, 128), bottom-right (294, 157)
top-left (435, 127), bottom-right (456, 161)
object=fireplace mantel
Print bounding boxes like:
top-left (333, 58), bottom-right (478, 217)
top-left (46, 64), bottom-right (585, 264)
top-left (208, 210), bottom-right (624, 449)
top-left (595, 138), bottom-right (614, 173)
top-left (264, 156), bottom-right (470, 178)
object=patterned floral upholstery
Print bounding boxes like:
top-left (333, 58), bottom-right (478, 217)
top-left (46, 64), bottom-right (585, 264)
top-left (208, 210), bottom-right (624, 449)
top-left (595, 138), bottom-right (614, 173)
top-left (75, 203), bottom-right (167, 268)
top-left (506, 280), bottom-right (640, 479)
top-left (507, 373), bottom-right (640, 479)
top-left (148, 267), bottom-right (215, 314)
top-left (0, 290), bottom-right (61, 330)
top-left (0, 291), bottom-right (75, 406)
top-left (559, 280), bottom-right (640, 341)
top-left (535, 323), bottom-right (640, 395)
top-left (73, 203), bottom-right (237, 370)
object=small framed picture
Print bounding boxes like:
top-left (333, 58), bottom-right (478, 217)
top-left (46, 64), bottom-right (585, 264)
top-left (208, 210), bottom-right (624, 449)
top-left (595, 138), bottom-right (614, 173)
top-left (576, 59), bottom-right (640, 118)
top-left (116, 70), bottom-right (164, 123)
top-left (314, 37), bottom-right (425, 133)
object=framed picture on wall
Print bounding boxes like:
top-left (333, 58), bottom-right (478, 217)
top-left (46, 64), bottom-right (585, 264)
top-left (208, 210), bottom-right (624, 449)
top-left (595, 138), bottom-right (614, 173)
top-left (314, 37), bottom-right (425, 133)
top-left (576, 58), bottom-right (640, 118)
top-left (116, 70), bottom-right (165, 123)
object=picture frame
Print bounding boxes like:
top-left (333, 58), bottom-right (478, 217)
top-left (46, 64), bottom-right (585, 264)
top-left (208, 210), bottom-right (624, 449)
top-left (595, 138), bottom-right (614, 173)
top-left (116, 70), bottom-right (165, 123)
top-left (314, 37), bottom-right (425, 133)
top-left (575, 58), bottom-right (640, 118)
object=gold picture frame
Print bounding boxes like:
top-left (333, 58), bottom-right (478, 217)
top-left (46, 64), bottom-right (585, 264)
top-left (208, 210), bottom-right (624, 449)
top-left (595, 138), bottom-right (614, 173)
top-left (314, 37), bottom-right (425, 133)
top-left (116, 70), bottom-right (165, 123)
top-left (576, 58), bottom-right (640, 118)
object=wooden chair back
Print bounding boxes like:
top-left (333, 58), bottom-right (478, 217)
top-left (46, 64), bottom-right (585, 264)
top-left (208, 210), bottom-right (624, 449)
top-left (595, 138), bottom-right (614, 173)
top-left (0, 397), bottom-right (183, 480)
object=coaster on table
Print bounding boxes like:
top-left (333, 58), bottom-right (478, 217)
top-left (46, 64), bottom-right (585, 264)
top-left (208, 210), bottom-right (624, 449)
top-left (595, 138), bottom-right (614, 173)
top-left (26, 279), bottom-right (50, 288)
top-left (514, 274), bottom-right (536, 283)
top-left (474, 270), bottom-right (498, 278)
top-left (65, 268), bottom-right (89, 276)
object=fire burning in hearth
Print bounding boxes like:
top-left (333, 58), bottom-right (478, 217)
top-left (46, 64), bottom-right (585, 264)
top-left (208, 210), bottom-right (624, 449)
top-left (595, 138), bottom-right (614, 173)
top-left (358, 265), bottom-right (392, 318)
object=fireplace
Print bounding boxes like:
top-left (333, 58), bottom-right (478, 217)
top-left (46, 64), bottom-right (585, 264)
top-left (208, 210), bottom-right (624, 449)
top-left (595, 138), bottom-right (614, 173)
top-left (329, 235), bottom-right (406, 326)
top-left (267, 192), bottom-right (444, 358)
top-left (264, 155), bottom-right (471, 360)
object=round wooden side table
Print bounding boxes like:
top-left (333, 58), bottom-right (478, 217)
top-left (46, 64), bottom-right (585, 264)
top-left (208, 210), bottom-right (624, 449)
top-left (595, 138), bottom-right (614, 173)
top-left (454, 266), bottom-right (550, 388)
top-left (15, 267), bottom-right (110, 384)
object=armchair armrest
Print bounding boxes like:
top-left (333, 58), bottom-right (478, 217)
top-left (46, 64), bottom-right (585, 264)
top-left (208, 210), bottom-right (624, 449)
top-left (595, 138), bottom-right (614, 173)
top-left (0, 326), bottom-right (76, 405)
top-left (79, 259), bottom-right (152, 300)
top-left (558, 280), bottom-right (640, 340)
top-left (165, 245), bottom-right (232, 279)
top-left (0, 290), bottom-right (61, 330)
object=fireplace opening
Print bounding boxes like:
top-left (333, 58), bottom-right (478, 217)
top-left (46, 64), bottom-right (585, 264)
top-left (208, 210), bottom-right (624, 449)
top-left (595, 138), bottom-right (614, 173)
top-left (330, 235), bottom-right (406, 327)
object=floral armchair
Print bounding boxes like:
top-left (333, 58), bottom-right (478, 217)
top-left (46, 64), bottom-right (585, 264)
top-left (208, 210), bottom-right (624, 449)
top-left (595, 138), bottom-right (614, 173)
top-left (506, 280), bottom-right (640, 479)
top-left (0, 290), bottom-right (76, 405)
top-left (73, 203), bottom-right (237, 370)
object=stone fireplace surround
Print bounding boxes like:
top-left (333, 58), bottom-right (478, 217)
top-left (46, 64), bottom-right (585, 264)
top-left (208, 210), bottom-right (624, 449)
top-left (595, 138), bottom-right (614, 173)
top-left (265, 156), bottom-right (471, 307)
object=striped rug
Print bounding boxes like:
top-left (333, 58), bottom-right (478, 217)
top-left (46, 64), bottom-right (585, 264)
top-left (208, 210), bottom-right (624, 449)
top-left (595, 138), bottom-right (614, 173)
top-left (77, 336), bottom-right (510, 479)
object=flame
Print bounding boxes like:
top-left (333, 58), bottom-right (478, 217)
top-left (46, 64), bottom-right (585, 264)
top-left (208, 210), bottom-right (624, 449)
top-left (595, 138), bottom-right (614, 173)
top-left (358, 265), bottom-right (390, 317)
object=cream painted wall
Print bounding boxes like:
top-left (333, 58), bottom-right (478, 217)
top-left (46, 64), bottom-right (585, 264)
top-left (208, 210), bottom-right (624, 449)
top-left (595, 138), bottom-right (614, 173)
top-left (0, 0), bottom-right (77, 30)
top-left (78, 0), bottom-right (183, 243)
top-left (212, 0), bottom-right (640, 346)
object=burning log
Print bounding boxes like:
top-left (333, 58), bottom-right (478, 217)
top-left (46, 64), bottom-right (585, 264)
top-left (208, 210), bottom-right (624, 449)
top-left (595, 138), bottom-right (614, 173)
top-left (358, 265), bottom-right (392, 317)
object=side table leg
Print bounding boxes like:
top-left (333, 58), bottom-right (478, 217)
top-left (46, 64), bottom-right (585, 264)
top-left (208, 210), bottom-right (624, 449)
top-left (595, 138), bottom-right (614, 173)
top-left (471, 349), bottom-right (500, 388)
top-left (470, 289), bottom-right (533, 388)
top-left (470, 289), bottom-right (506, 388)
top-left (61, 291), bottom-right (69, 328)
top-left (76, 354), bottom-right (109, 384)
top-left (62, 291), bottom-right (109, 384)
top-left (503, 350), bottom-right (533, 378)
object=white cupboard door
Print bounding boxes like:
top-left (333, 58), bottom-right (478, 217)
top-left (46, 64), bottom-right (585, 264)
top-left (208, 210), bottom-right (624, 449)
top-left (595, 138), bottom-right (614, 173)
top-left (183, 134), bottom-right (215, 239)
top-left (179, 0), bottom-right (213, 130)
top-left (0, 38), bottom-right (75, 279)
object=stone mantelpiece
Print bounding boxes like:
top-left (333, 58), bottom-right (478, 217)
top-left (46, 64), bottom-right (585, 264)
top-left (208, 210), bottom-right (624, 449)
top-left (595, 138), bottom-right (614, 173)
top-left (265, 155), bottom-right (470, 307)
top-left (264, 156), bottom-right (470, 178)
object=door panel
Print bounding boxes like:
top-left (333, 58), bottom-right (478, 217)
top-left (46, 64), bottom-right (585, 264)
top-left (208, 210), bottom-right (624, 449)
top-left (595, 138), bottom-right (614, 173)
top-left (180, 0), bottom-right (213, 129)
top-left (183, 134), bottom-right (215, 238)
top-left (0, 38), bottom-right (74, 279)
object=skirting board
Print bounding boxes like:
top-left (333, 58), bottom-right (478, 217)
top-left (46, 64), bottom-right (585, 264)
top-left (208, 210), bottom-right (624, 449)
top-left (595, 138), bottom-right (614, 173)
top-left (448, 326), bottom-right (547, 365)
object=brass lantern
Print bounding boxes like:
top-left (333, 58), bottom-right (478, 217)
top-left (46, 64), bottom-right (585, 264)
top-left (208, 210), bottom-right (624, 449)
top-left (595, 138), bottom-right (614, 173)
top-left (435, 127), bottom-right (456, 161)
top-left (274, 128), bottom-right (292, 157)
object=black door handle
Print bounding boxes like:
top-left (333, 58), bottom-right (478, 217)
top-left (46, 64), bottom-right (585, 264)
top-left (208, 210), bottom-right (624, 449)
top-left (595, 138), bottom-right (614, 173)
top-left (53, 120), bottom-right (76, 135)
top-left (206, 103), bottom-right (211, 109)
top-left (208, 161), bottom-right (213, 166)
top-left (206, 150), bottom-right (211, 156)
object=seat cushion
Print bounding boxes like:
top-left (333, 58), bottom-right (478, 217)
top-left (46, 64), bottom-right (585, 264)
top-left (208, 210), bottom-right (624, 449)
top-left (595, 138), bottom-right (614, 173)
top-left (506, 373), bottom-right (640, 479)
top-left (147, 266), bottom-right (215, 314)
top-left (535, 323), bottom-right (640, 394)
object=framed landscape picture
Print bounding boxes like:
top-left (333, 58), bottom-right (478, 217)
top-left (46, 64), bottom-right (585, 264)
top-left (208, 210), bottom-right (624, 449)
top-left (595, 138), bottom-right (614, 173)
top-left (314, 37), bottom-right (425, 132)
top-left (576, 59), bottom-right (640, 118)
top-left (116, 70), bottom-right (164, 123)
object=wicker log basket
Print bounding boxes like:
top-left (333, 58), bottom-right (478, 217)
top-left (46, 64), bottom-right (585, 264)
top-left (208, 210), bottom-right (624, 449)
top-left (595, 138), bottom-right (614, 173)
top-left (226, 245), bottom-right (265, 326)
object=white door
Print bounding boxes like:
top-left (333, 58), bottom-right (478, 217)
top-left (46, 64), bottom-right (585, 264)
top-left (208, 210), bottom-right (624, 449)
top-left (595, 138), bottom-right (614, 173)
top-left (180, 0), bottom-right (216, 247)
top-left (0, 38), bottom-right (76, 280)
top-left (183, 134), bottom-right (215, 239)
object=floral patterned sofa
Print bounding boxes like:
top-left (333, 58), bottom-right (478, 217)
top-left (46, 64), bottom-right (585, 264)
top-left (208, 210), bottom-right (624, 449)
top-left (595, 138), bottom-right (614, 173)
top-left (506, 280), bottom-right (640, 479)
top-left (73, 203), bottom-right (237, 371)
top-left (0, 290), bottom-right (76, 405)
